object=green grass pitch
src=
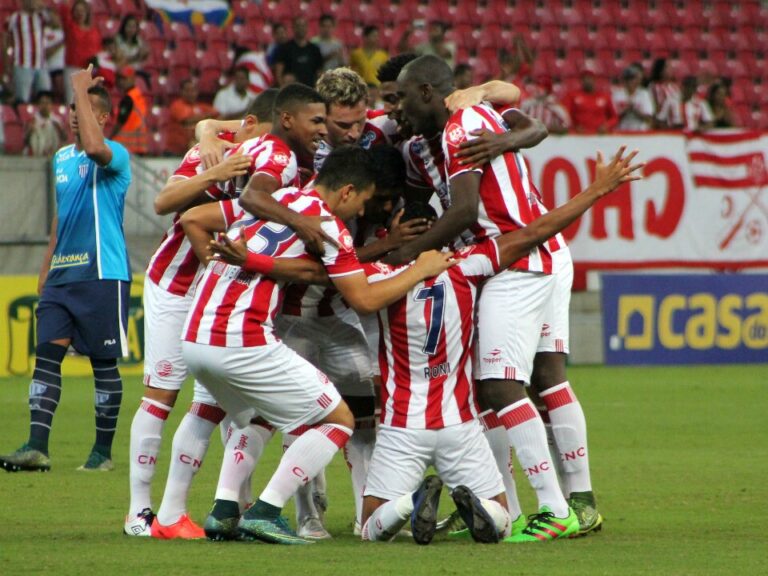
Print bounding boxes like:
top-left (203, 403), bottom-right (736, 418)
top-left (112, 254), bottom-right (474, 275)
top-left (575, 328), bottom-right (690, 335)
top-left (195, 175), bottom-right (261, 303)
top-left (1, 365), bottom-right (765, 575)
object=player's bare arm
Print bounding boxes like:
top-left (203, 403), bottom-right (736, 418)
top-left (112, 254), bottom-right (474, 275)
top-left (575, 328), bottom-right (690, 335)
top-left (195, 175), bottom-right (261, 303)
top-left (239, 173), bottom-right (337, 256)
top-left (496, 146), bottom-right (643, 269)
top-left (180, 201), bottom-right (229, 262)
top-left (71, 64), bottom-right (112, 166)
top-left (444, 80), bottom-right (521, 113)
top-left (456, 109), bottom-right (548, 167)
top-left (354, 209), bottom-right (432, 263)
top-left (153, 149), bottom-right (251, 215)
top-left (383, 172), bottom-right (480, 265)
top-left (195, 118), bottom-right (240, 168)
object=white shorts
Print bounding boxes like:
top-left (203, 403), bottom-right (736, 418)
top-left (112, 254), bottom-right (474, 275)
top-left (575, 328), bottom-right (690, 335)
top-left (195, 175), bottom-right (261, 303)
top-left (538, 248), bottom-right (572, 354)
top-left (276, 312), bottom-right (374, 397)
top-left (364, 420), bottom-right (504, 501)
top-left (182, 341), bottom-right (342, 432)
top-left (356, 312), bottom-right (381, 377)
top-left (475, 269), bottom-right (554, 384)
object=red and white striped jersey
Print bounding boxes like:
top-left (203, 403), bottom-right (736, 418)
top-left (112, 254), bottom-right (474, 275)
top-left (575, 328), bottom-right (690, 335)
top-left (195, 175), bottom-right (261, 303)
top-left (650, 81), bottom-right (681, 116)
top-left (184, 188), bottom-right (363, 347)
top-left (372, 240), bottom-right (501, 429)
top-left (443, 103), bottom-right (560, 272)
top-left (658, 96), bottom-right (714, 131)
top-left (217, 133), bottom-right (298, 198)
top-left (146, 137), bottom-right (236, 297)
top-left (7, 10), bottom-right (46, 69)
top-left (313, 109), bottom-right (399, 172)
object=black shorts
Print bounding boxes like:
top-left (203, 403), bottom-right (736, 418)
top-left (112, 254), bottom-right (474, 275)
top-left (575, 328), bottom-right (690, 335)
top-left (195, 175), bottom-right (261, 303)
top-left (36, 279), bottom-right (130, 359)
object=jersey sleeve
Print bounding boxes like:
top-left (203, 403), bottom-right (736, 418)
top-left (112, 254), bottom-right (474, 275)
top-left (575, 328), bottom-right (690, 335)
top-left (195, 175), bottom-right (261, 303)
top-left (320, 218), bottom-right (363, 278)
top-left (251, 140), bottom-right (298, 186)
top-left (173, 145), bottom-right (202, 178)
top-left (105, 140), bottom-right (130, 175)
top-left (443, 107), bottom-right (488, 179)
top-left (455, 238), bottom-right (500, 281)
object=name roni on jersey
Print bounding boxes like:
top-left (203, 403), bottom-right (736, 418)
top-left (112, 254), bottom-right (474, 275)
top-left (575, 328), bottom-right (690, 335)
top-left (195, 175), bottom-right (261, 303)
top-left (424, 361), bottom-right (451, 380)
top-left (50, 252), bottom-right (89, 269)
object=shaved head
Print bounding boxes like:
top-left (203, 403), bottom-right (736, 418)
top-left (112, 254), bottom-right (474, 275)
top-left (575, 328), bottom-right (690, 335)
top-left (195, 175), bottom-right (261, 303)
top-left (399, 54), bottom-right (454, 97)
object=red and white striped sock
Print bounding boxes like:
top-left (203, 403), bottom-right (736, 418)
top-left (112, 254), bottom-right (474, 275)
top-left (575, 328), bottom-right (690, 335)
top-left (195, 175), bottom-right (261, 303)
top-left (215, 422), bottom-right (274, 505)
top-left (128, 398), bottom-right (171, 516)
top-left (480, 409), bottom-right (522, 520)
top-left (260, 423), bottom-right (352, 509)
top-left (156, 402), bottom-right (225, 525)
top-left (541, 381), bottom-right (592, 494)
top-left (498, 398), bottom-right (569, 517)
top-left (361, 493), bottom-right (412, 542)
top-left (282, 426), bottom-right (321, 522)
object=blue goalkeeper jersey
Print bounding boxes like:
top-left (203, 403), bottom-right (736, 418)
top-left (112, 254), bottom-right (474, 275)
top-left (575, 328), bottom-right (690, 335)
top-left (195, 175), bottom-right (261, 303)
top-left (47, 140), bottom-right (132, 285)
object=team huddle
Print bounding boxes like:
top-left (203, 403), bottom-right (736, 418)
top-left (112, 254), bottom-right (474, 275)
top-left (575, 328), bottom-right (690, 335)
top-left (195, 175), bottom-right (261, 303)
top-left (3, 55), bottom-right (642, 546)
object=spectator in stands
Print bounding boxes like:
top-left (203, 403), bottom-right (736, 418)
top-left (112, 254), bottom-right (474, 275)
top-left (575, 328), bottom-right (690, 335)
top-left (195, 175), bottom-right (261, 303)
top-left (43, 8), bottom-right (66, 103)
top-left (658, 76), bottom-right (714, 132)
top-left (234, 46), bottom-right (274, 94)
top-left (498, 34), bottom-right (534, 87)
top-left (521, 76), bottom-right (571, 135)
top-left (166, 78), bottom-right (217, 155)
top-left (563, 69), bottom-right (617, 134)
top-left (116, 15), bottom-right (149, 72)
top-left (274, 17), bottom-right (323, 87)
top-left (708, 82), bottom-right (737, 128)
top-left (111, 66), bottom-right (148, 155)
top-left (415, 21), bottom-right (456, 69)
top-left (24, 90), bottom-right (66, 156)
top-left (213, 66), bottom-right (256, 120)
top-left (647, 58), bottom-right (680, 127)
top-left (612, 65), bottom-right (654, 131)
top-left (4, 0), bottom-right (51, 104)
top-left (61, 0), bottom-right (101, 103)
top-left (266, 22), bottom-right (288, 69)
top-left (94, 37), bottom-right (124, 91)
top-left (313, 14), bottom-right (345, 71)
top-left (454, 63), bottom-right (473, 90)
top-left (350, 26), bottom-right (389, 86)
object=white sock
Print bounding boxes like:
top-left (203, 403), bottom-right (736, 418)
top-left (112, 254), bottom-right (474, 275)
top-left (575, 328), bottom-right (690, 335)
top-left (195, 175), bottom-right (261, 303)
top-left (541, 382), bottom-right (592, 494)
top-left (128, 398), bottom-right (171, 516)
top-left (156, 403), bottom-right (224, 525)
top-left (215, 422), bottom-right (273, 503)
top-left (260, 424), bottom-right (352, 509)
top-left (479, 497), bottom-right (511, 536)
top-left (480, 410), bottom-right (522, 520)
top-left (282, 428), bottom-right (321, 522)
top-left (344, 426), bottom-right (375, 525)
top-left (536, 404), bottom-right (567, 491)
top-left (362, 493), bottom-right (413, 541)
top-left (498, 398), bottom-right (569, 517)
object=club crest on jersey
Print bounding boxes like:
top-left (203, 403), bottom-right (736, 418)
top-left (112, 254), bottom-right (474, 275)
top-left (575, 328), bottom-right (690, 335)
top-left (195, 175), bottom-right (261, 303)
top-left (78, 163), bottom-right (88, 178)
top-left (273, 152), bottom-right (290, 166)
top-left (446, 123), bottom-right (466, 147)
top-left (339, 230), bottom-right (354, 250)
top-left (360, 130), bottom-right (376, 148)
top-left (185, 146), bottom-right (201, 161)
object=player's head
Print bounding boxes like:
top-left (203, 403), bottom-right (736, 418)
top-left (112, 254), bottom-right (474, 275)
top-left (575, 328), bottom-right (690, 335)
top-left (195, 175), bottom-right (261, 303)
top-left (377, 53), bottom-right (418, 114)
top-left (318, 13), bottom-right (335, 37)
top-left (180, 78), bottom-right (198, 103)
top-left (292, 16), bottom-right (308, 41)
top-left (315, 145), bottom-right (377, 220)
top-left (364, 145), bottom-right (406, 224)
top-left (232, 66), bottom-right (250, 92)
top-left (315, 67), bottom-right (368, 147)
top-left (453, 63), bottom-right (472, 90)
top-left (69, 85), bottom-right (111, 136)
top-left (400, 200), bottom-right (437, 224)
top-left (36, 90), bottom-right (54, 116)
top-left (273, 83), bottom-right (327, 168)
top-left (238, 88), bottom-right (278, 139)
top-left (396, 54), bottom-right (454, 137)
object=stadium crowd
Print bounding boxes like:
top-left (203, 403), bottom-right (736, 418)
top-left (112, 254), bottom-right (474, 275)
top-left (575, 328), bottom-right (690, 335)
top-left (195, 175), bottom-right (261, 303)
top-left (2, 0), bottom-right (764, 155)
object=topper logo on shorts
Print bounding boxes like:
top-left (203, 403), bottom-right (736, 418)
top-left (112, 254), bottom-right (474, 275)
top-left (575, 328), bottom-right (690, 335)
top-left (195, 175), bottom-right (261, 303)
top-left (155, 360), bottom-right (173, 378)
top-left (540, 323), bottom-right (551, 337)
top-left (233, 450), bottom-right (245, 464)
top-left (483, 348), bottom-right (503, 364)
top-left (446, 123), bottom-right (466, 146)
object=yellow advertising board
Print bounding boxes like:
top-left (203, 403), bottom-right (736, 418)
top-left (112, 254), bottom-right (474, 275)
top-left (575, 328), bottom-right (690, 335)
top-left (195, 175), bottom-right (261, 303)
top-left (1, 276), bottom-right (145, 377)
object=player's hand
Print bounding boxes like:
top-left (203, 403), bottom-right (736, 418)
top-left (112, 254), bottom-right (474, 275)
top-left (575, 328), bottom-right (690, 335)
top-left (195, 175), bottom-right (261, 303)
top-left (70, 64), bottom-right (104, 93)
top-left (455, 128), bottom-right (509, 167)
top-left (291, 214), bottom-right (337, 256)
top-left (211, 148), bottom-right (251, 182)
top-left (444, 85), bottom-right (486, 112)
top-left (414, 249), bottom-right (456, 279)
top-left (592, 146), bottom-right (644, 196)
top-left (207, 227), bottom-right (248, 266)
top-left (387, 209), bottom-right (432, 248)
top-left (200, 134), bottom-right (237, 170)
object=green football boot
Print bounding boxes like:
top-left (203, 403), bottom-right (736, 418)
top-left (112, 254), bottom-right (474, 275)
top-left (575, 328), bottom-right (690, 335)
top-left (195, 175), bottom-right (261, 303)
top-left (568, 491), bottom-right (603, 536)
top-left (503, 506), bottom-right (579, 543)
top-left (0, 444), bottom-right (51, 472)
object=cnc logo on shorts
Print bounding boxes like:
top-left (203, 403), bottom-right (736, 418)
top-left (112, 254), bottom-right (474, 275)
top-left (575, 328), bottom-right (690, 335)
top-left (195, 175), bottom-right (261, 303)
top-left (483, 348), bottom-right (503, 364)
top-left (155, 360), bottom-right (173, 378)
top-left (446, 123), bottom-right (466, 146)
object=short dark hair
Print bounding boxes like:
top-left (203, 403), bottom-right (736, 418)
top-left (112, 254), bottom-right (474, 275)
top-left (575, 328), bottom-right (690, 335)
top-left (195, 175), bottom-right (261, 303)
top-left (246, 88), bottom-right (279, 122)
top-left (377, 53), bottom-right (418, 84)
top-left (368, 145), bottom-right (406, 192)
top-left (273, 83), bottom-right (325, 119)
top-left (35, 90), bottom-right (54, 102)
top-left (316, 145), bottom-right (376, 192)
top-left (401, 200), bottom-right (437, 223)
top-left (363, 25), bottom-right (378, 38)
top-left (319, 13), bottom-right (335, 25)
top-left (87, 85), bottom-right (111, 114)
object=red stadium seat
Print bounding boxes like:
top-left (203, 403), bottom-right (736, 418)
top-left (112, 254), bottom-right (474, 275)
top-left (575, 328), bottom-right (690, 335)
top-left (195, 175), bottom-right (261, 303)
top-left (355, 2), bottom-right (383, 27)
top-left (198, 69), bottom-right (224, 98)
top-left (16, 103), bottom-right (36, 125)
top-left (2, 106), bottom-right (24, 154)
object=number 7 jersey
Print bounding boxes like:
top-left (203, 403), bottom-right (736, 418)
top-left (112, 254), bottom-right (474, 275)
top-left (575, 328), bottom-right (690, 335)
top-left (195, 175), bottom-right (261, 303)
top-left (366, 240), bottom-right (501, 430)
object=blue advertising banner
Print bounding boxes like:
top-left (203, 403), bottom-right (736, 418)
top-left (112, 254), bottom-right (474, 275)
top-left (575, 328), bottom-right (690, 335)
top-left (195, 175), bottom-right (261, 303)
top-left (602, 275), bottom-right (768, 365)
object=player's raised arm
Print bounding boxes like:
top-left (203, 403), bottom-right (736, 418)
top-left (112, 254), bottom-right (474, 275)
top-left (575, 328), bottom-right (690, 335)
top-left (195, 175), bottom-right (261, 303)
top-left (496, 146), bottom-right (644, 269)
top-left (70, 64), bottom-right (113, 166)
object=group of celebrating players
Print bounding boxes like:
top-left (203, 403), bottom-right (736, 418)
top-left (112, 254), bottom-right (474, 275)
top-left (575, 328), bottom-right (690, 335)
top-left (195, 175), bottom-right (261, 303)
top-left (124, 53), bottom-right (642, 546)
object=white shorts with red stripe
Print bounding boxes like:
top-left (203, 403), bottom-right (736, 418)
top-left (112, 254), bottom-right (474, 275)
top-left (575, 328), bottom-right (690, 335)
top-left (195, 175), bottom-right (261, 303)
top-left (182, 340), bottom-right (342, 432)
top-left (537, 248), bottom-right (572, 354)
top-left (474, 269), bottom-right (554, 384)
top-left (364, 420), bottom-right (504, 501)
top-left (275, 311), bottom-right (374, 397)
